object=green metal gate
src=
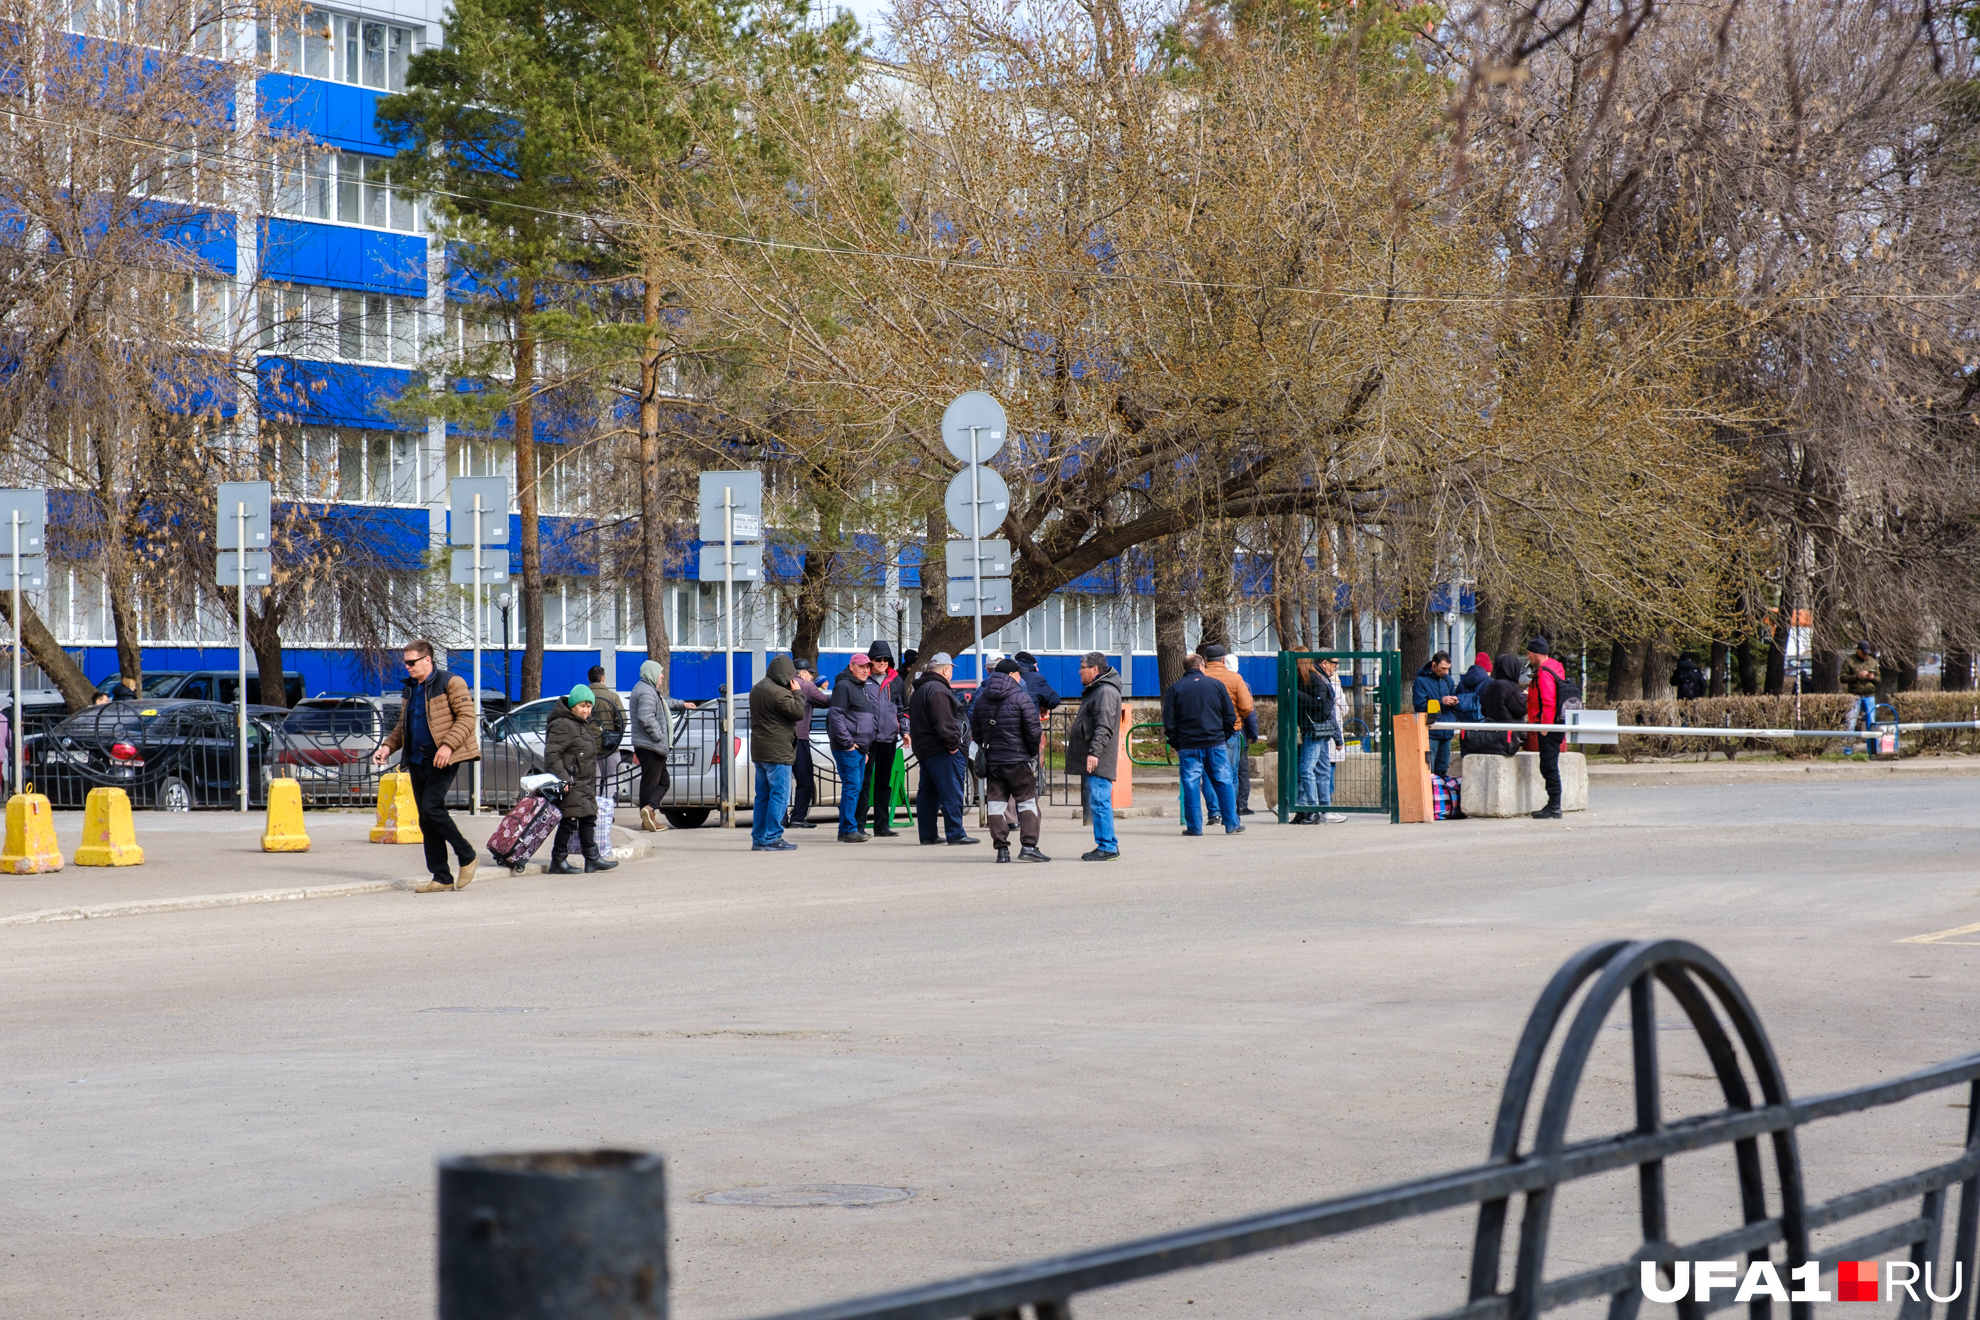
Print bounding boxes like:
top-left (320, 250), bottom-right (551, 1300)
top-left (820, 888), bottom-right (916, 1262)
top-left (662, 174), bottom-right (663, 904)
top-left (1275, 650), bottom-right (1400, 823)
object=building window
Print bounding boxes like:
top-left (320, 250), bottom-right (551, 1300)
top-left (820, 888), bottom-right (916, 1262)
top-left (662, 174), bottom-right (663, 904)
top-left (259, 284), bottom-right (420, 365)
top-left (268, 150), bottom-right (421, 232)
top-left (162, 274), bottom-right (234, 347)
top-left (447, 436), bottom-right (513, 481)
top-left (261, 8), bottom-right (423, 91)
top-left (276, 426), bottom-right (420, 503)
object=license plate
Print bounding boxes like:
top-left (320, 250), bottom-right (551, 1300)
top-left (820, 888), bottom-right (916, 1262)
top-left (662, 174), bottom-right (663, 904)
top-left (667, 749), bottom-right (694, 767)
top-left (46, 750), bottom-right (87, 765)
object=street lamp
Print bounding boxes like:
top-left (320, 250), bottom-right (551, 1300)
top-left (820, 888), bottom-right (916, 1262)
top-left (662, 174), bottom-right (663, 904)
top-left (497, 591), bottom-right (513, 705)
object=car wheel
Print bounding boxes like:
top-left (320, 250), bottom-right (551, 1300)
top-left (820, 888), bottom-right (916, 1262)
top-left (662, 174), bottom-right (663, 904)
top-left (662, 808), bottom-right (710, 830)
top-left (157, 776), bottom-right (194, 812)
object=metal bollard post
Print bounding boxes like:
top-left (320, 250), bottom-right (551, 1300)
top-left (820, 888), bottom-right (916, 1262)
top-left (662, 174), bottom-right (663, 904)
top-left (438, 1150), bottom-right (668, 1320)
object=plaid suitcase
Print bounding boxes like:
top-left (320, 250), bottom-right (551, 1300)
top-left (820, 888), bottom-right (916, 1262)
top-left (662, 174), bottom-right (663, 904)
top-left (489, 793), bottom-right (561, 873)
top-left (1431, 774), bottom-right (1463, 821)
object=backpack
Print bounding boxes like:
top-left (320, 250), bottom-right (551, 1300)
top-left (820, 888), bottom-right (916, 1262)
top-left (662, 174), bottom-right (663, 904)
top-left (1553, 670), bottom-right (1584, 721)
top-left (1455, 689), bottom-right (1483, 721)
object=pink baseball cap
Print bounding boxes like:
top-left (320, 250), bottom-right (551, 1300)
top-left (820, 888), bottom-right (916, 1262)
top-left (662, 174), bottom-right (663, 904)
top-left (851, 652), bottom-right (871, 666)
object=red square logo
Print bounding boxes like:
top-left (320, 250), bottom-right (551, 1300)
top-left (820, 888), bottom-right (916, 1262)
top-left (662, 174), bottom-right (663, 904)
top-left (1839, 1260), bottom-right (1879, 1302)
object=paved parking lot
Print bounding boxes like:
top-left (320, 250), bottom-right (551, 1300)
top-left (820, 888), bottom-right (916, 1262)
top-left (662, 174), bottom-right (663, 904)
top-left (3, 776), bottom-right (1978, 1318)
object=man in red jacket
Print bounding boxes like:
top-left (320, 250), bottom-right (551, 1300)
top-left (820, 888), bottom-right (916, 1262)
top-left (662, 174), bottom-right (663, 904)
top-left (1524, 637), bottom-right (1566, 819)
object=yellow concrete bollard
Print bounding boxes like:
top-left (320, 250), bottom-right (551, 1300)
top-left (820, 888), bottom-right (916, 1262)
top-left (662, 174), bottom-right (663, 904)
top-left (261, 778), bottom-right (311, 853)
top-left (0, 793), bottom-right (65, 874)
top-left (370, 771), bottom-right (423, 844)
top-left (74, 787), bottom-right (144, 866)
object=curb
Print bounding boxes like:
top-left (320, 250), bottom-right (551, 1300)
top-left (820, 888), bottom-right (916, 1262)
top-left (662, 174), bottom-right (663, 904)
top-left (0, 879), bottom-right (412, 927)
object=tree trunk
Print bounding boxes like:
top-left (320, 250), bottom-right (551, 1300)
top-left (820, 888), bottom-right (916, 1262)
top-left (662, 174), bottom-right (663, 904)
top-left (1708, 640), bottom-right (1729, 697)
top-left (1472, 592), bottom-right (1499, 669)
top-left (1609, 637), bottom-right (1643, 704)
top-left (1396, 584), bottom-right (1429, 679)
top-left (1764, 613), bottom-right (1788, 695)
top-left (1735, 635), bottom-right (1760, 695)
top-left (790, 507), bottom-right (838, 663)
top-left (1896, 649), bottom-right (1920, 692)
top-left (1944, 650), bottom-right (1973, 692)
top-left (1197, 524), bottom-right (1236, 650)
top-left (246, 595), bottom-right (288, 708)
top-left (636, 261), bottom-right (672, 693)
top-left (1497, 614), bottom-right (1526, 658)
top-left (1153, 533), bottom-right (1186, 691)
top-left (514, 291), bottom-right (543, 702)
top-left (0, 595), bottom-right (94, 709)
top-left (916, 508), bottom-right (944, 664)
top-left (1637, 635), bottom-right (1664, 701)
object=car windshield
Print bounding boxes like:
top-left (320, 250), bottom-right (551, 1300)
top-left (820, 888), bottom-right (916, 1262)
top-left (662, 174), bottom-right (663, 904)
top-left (141, 673), bottom-right (185, 694)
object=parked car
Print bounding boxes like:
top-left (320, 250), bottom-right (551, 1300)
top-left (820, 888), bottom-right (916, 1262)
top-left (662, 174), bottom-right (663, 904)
top-left (271, 696), bottom-right (401, 801)
top-left (32, 699), bottom-right (284, 810)
top-left (93, 670), bottom-right (306, 707)
top-left (658, 706), bottom-right (852, 830)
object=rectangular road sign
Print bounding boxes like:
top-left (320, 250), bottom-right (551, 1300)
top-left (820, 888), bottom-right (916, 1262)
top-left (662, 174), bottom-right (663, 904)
top-left (216, 481), bottom-right (272, 550)
top-left (0, 490), bottom-right (47, 557)
top-left (448, 476), bottom-right (510, 547)
top-left (0, 560), bottom-right (45, 592)
top-left (450, 547), bottom-right (511, 586)
top-left (945, 539), bottom-right (1012, 580)
top-left (215, 549), bottom-right (273, 587)
top-left (946, 577), bottom-right (1013, 617)
top-left (697, 471), bottom-right (763, 543)
top-left (699, 543), bottom-right (763, 584)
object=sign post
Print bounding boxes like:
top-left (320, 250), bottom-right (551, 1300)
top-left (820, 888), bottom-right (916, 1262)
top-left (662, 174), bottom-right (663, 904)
top-left (0, 491), bottom-right (46, 797)
top-left (940, 392), bottom-right (1011, 689)
top-left (215, 483), bottom-right (271, 813)
top-left (450, 476), bottom-right (510, 816)
top-left (698, 471), bottom-right (763, 829)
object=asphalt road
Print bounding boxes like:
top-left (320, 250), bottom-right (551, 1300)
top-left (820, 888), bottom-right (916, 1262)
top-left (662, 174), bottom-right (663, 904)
top-left (4, 778), bottom-right (1978, 1319)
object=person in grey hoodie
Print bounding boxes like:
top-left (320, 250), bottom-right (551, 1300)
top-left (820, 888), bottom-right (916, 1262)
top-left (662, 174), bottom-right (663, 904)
top-left (1065, 651), bottom-right (1123, 860)
top-left (628, 659), bottom-right (673, 831)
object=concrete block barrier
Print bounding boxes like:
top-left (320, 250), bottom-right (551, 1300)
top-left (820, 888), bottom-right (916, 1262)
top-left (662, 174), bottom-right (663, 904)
top-left (0, 792), bottom-right (64, 873)
top-left (1460, 751), bottom-right (1588, 817)
top-left (262, 778), bottom-right (311, 852)
top-left (75, 787), bottom-right (144, 866)
top-left (371, 771), bottom-right (424, 844)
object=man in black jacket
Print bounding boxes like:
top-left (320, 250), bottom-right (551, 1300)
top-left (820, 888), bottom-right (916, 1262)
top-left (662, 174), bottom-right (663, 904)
top-left (747, 655), bottom-right (806, 852)
top-left (1162, 654), bottom-right (1240, 836)
top-left (1066, 652), bottom-right (1122, 860)
top-left (827, 653), bottom-right (877, 841)
top-left (1013, 652), bottom-right (1062, 714)
top-left (858, 640), bottom-right (907, 837)
top-left (907, 653), bottom-right (977, 846)
top-left (970, 658), bottom-right (1048, 863)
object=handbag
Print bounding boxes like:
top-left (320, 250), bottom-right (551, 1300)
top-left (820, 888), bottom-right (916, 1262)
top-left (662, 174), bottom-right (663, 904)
top-left (1460, 728), bottom-right (1518, 758)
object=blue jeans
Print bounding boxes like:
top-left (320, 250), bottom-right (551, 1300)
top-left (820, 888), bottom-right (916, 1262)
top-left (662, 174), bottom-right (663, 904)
top-left (915, 748), bottom-right (970, 842)
top-left (1201, 731), bottom-right (1244, 823)
top-left (1179, 745), bottom-right (1239, 833)
top-left (1083, 774), bottom-right (1118, 854)
top-left (1296, 737), bottom-right (1333, 809)
top-left (834, 748), bottom-right (866, 835)
top-left (752, 763), bottom-right (791, 846)
top-left (1430, 732), bottom-right (1453, 777)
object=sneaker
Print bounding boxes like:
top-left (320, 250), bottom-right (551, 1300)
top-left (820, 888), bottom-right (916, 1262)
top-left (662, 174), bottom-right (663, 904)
top-left (995, 846), bottom-right (1011, 863)
top-left (1323, 813), bottom-right (1348, 824)
top-left (1531, 805), bottom-right (1563, 820)
top-left (752, 840), bottom-right (799, 852)
top-left (454, 857), bottom-right (478, 889)
top-left (1182, 829), bottom-right (1204, 836)
top-left (1236, 806), bottom-right (1255, 816)
top-left (412, 878), bottom-right (456, 893)
top-left (838, 831), bottom-right (870, 842)
top-left (1018, 846), bottom-right (1050, 863)
top-left (1225, 824), bottom-right (1246, 835)
top-left (947, 835), bottom-right (980, 845)
top-left (787, 819), bottom-right (818, 829)
top-left (1081, 848), bottom-right (1120, 861)
top-left (872, 829), bottom-right (899, 838)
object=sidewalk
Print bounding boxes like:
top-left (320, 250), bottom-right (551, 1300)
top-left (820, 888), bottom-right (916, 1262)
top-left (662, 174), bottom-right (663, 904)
top-left (0, 808), bottom-right (651, 925)
top-left (1587, 751), bottom-right (1980, 786)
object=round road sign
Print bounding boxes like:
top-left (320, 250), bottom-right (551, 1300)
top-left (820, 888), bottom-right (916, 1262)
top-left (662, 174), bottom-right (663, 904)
top-left (941, 391), bottom-right (1008, 464)
top-left (944, 467), bottom-right (1011, 538)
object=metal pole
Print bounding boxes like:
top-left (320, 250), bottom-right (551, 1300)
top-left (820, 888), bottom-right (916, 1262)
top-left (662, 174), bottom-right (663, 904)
top-left (722, 486), bottom-right (735, 829)
top-left (968, 427), bottom-right (987, 825)
top-left (237, 501), bottom-right (247, 813)
top-left (10, 512), bottom-right (19, 797)
top-left (471, 493), bottom-right (483, 816)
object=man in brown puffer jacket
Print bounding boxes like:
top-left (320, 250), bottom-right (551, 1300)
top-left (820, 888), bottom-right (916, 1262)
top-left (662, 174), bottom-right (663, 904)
top-left (376, 639), bottom-right (480, 893)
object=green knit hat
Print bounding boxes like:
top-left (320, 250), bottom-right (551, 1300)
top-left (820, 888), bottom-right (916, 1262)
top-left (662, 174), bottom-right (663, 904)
top-left (567, 683), bottom-right (596, 706)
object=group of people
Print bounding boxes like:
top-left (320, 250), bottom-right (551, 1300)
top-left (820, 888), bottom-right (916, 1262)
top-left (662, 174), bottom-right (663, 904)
top-left (1411, 637), bottom-right (1572, 820)
top-left (1158, 644), bottom-right (1270, 833)
top-left (749, 641), bottom-right (1130, 863)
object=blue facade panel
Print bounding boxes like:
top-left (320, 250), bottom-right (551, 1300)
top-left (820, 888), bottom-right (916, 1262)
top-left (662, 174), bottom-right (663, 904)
top-left (260, 74), bottom-right (397, 156)
top-left (258, 360), bottom-right (418, 430)
top-left (260, 218), bottom-right (426, 296)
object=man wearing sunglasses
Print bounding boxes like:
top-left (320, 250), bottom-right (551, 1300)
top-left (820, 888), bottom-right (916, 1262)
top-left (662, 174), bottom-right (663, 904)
top-left (374, 639), bottom-right (481, 892)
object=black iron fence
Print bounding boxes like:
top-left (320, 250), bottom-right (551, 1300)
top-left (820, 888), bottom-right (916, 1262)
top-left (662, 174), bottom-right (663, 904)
top-left (440, 939), bottom-right (1980, 1320)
